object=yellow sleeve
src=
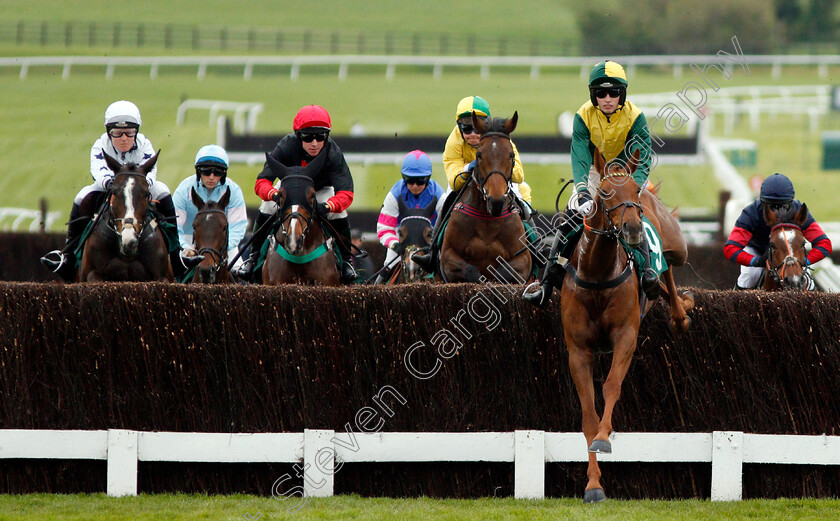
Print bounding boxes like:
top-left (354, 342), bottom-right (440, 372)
top-left (511, 141), bottom-right (524, 184)
top-left (518, 181), bottom-right (532, 203)
top-left (443, 126), bottom-right (474, 191)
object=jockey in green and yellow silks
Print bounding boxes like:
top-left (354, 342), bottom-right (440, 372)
top-left (524, 60), bottom-right (660, 307)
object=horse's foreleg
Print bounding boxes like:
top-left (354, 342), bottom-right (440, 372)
top-left (662, 268), bottom-right (692, 332)
top-left (567, 344), bottom-right (604, 500)
top-left (597, 328), bottom-right (637, 453)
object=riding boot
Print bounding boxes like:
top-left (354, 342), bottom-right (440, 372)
top-left (522, 209), bottom-right (583, 307)
top-left (413, 189), bottom-right (459, 273)
top-left (40, 202), bottom-right (89, 282)
top-left (330, 217), bottom-right (358, 284)
top-left (170, 250), bottom-right (205, 281)
top-left (234, 211), bottom-right (273, 282)
top-left (636, 233), bottom-right (661, 300)
top-left (374, 267), bottom-right (392, 285)
top-left (154, 194), bottom-right (179, 250)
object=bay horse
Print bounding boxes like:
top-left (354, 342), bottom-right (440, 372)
top-left (561, 149), bottom-right (694, 503)
top-left (385, 197), bottom-right (437, 284)
top-left (438, 112), bottom-right (532, 283)
top-left (79, 152), bottom-right (173, 282)
top-left (261, 152), bottom-right (340, 286)
top-left (189, 187), bottom-right (231, 284)
top-left (762, 202), bottom-right (810, 291)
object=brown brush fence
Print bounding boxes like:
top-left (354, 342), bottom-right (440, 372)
top-left (1, 282), bottom-right (839, 498)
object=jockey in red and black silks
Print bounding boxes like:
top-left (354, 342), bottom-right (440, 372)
top-left (725, 173), bottom-right (832, 290)
top-left (237, 105), bottom-right (358, 284)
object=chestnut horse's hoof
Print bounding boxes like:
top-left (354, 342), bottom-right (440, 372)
top-left (583, 488), bottom-right (607, 504)
top-left (588, 439), bottom-right (612, 453)
top-left (680, 290), bottom-right (696, 312)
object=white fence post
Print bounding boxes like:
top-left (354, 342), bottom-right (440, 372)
top-left (303, 429), bottom-right (335, 498)
top-left (514, 430), bottom-right (545, 499)
top-left (107, 429), bottom-right (138, 497)
top-left (711, 430), bottom-right (743, 501)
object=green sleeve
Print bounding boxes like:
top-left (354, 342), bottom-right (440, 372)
top-left (571, 113), bottom-right (593, 194)
top-left (624, 112), bottom-right (652, 186)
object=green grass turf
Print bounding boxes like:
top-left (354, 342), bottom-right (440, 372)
top-left (0, 494), bottom-right (838, 520)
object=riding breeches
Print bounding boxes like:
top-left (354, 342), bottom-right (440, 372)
top-left (258, 184), bottom-right (348, 219)
top-left (74, 180), bottom-right (172, 205)
top-left (737, 245), bottom-right (764, 289)
top-left (383, 247), bottom-right (400, 269)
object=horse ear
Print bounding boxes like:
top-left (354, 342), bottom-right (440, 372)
top-left (504, 111), bottom-right (518, 135)
top-left (303, 147), bottom-right (328, 177)
top-left (422, 196), bottom-right (438, 217)
top-left (103, 152), bottom-right (123, 174)
top-left (397, 196), bottom-right (408, 216)
top-left (593, 148), bottom-right (607, 177)
top-left (141, 150), bottom-right (160, 174)
top-left (472, 111), bottom-right (487, 135)
top-left (763, 201), bottom-right (779, 226)
top-left (218, 186), bottom-right (231, 208)
top-left (627, 149), bottom-right (640, 174)
top-left (190, 187), bottom-right (205, 209)
top-left (794, 202), bottom-right (808, 227)
top-left (265, 152), bottom-right (291, 178)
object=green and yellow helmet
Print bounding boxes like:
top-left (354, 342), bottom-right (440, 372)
top-left (455, 96), bottom-right (491, 121)
top-left (588, 60), bottom-right (628, 108)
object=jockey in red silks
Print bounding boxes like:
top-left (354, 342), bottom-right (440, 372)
top-left (725, 172), bottom-right (832, 290)
top-left (235, 105), bottom-right (358, 284)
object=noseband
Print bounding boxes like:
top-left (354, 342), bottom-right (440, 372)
top-left (475, 132), bottom-right (514, 200)
top-left (109, 171), bottom-right (151, 237)
top-left (767, 223), bottom-right (807, 288)
top-left (194, 208), bottom-right (229, 273)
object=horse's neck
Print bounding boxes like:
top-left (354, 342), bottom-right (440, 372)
top-left (460, 181), bottom-right (484, 209)
top-left (303, 221), bottom-right (328, 251)
top-left (574, 212), bottom-right (624, 280)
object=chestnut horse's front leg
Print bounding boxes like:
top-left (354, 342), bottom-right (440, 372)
top-left (567, 341), bottom-right (606, 503)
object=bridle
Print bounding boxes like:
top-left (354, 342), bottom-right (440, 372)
top-left (766, 223), bottom-right (808, 288)
top-left (277, 174), bottom-right (317, 251)
top-left (584, 171), bottom-right (643, 241)
top-left (109, 171), bottom-right (151, 237)
top-left (474, 132), bottom-right (514, 202)
top-left (398, 215), bottom-right (433, 282)
top-left (193, 207), bottom-right (229, 274)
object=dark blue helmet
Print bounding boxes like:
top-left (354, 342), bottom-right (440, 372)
top-left (760, 173), bottom-right (794, 203)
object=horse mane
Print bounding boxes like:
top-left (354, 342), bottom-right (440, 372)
top-left (483, 117), bottom-right (511, 135)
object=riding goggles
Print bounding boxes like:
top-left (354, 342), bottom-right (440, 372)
top-left (108, 128), bottom-right (138, 138)
top-left (198, 166), bottom-right (227, 177)
top-left (296, 131), bottom-right (329, 143)
top-left (403, 175), bottom-right (430, 186)
top-left (593, 87), bottom-right (624, 99)
top-left (458, 122), bottom-right (479, 135)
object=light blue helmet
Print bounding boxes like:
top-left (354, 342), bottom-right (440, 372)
top-left (195, 144), bottom-right (229, 183)
top-left (194, 144), bottom-right (229, 168)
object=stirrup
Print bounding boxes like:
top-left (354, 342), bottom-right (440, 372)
top-left (180, 253), bottom-right (205, 270)
top-left (40, 250), bottom-right (67, 273)
top-left (642, 270), bottom-right (661, 300)
top-left (522, 281), bottom-right (552, 308)
top-left (340, 261), bottom-right (358, 284)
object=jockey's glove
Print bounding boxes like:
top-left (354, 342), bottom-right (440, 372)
top-left (462, 160), bottom-right (476, 173)
top-left (389, 241), bottom-right (400, 250)
top-left (271, 190), bottom-right (283, 205)
top-left (104, 176), bottom-right (114, 190)
top-left (751, 251), bottom-right (769, 267)
top-left (576, 190), bottom-right (594, 217)
top-left (315, 202), bottom-right (331, 216)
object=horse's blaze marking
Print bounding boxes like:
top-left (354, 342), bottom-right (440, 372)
top-left (288, 205), bottom-right (300, 251)
top-left (121, 177), bottom-right (138, 244)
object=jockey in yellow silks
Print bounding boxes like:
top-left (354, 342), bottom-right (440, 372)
top-left (524, 60), bottom-right (660, 307)
top-left (413, 95), bottom-right (532, 273)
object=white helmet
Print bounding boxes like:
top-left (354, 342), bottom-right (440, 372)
top-left (104, 100), bottom-right (142, 128)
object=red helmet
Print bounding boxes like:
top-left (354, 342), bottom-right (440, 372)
top-left (293, 105), bottom-right (332, 131)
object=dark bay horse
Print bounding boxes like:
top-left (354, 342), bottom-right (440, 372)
top-left (262, 152), bottom-right (340, 286)
top-left (190, 187), bottom-right (231, 284)
top-left (762, 202), bottom-right (810, 290)
top-left (439, 112), bottom-right (532, 283)
top-left (79, 152), bottom-right (173, 282)
top-left (561, 150), bottom-right (694, 503)
top-left (385, 197), bottom-right (437, 284)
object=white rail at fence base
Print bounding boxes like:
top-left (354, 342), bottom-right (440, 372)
top-left (2, 429), bottom-right (838, 500)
